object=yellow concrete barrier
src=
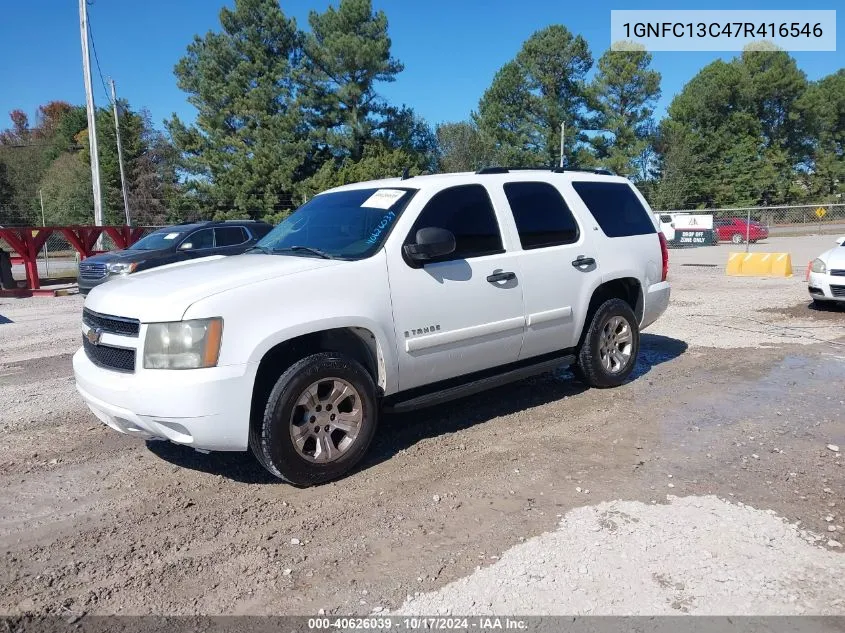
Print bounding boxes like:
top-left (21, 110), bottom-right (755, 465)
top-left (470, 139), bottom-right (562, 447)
top-left (726, 252), bottom-right (793, 277)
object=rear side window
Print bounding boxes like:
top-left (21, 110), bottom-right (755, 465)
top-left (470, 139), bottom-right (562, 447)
top-left (183, 228), bottom-right (214, 250)
top-left (408, 184), bottom-right (503, 260)
top-left (215, 226), bottom-right (247, 247)
top-left (504, 182), bottom-right (579, 249)
top-left (572, 181), bottom-right (655, 238)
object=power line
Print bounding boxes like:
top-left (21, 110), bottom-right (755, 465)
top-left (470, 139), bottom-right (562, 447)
top-left (85, 4), bottom-right (112, 106)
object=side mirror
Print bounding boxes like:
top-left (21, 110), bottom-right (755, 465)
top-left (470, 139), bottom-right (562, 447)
top-left (836, 236), bottom-right (844, 246)
top-left (178, 242), bottom-right (193, 251)
top-left (403, 227), bottom-right (456, 264)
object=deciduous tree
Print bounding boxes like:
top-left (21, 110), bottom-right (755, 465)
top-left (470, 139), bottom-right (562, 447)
top-left (436, 121), bottom-right (493, 173)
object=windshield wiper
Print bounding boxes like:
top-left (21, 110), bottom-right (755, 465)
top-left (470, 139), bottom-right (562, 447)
top-left (245, 245), bottom-right (273, 254)
top-left (273, 246), bottom-right (335, 260)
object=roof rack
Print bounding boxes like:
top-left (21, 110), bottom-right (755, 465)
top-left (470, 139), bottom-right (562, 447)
top-left (475, 166), bottom-right (616, 176)
top-left (567, 167), bottom-right (615, 176)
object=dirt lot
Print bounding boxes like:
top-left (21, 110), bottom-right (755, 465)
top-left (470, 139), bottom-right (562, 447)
top-left (1, 246), bottom-right (844, 617)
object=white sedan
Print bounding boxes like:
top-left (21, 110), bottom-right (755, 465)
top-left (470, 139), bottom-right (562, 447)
top-left (808, 236), bottom-right (845, 304)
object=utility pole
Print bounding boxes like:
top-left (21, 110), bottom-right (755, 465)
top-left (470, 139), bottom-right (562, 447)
top-left (39, 189), bottom-right (50, 278)
top-left (78, 0), bottom-right (103, 228)
top-left (110, 79), bottom-right (131, 226)
top-left (559, 122), bottom-right (565, 168)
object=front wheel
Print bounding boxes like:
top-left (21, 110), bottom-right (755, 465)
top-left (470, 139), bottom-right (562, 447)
top-left (575, 298), bottom-right (640, 388)
top-left (250, 352), bottom-right (378, 486)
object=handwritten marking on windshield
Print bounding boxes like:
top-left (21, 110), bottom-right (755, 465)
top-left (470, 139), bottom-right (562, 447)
top-left (366, 211), bottom-right (396, 245)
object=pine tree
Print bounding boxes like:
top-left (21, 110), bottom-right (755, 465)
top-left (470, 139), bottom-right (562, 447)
top-left (476, 26), bottom-right (593, 167)
top-left (167, 0), bottom-right (306, 218)
top-left (300, 0), bottom-right (403, 162)
top-left (590, 49), bottom-right (660, 178)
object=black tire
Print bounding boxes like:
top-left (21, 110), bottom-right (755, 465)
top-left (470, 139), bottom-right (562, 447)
top-left (249, 352), bottom-right (378, 486)
top-left (574, 298), bottom-right (640, 389)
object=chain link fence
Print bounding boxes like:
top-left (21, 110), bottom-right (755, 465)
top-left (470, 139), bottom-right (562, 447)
top-left (654, 203), bottom-right (845, 251)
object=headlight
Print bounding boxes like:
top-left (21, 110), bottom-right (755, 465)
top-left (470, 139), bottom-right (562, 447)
top-left (143, 318), bottom-right (223, 369)
top-left (811, 258), bottom-right (827, 274)
top-left (107, 262), bottom-right (139, 275)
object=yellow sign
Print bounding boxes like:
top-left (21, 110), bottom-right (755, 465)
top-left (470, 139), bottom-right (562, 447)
top-left (816, 207), bottom-right (828, 219)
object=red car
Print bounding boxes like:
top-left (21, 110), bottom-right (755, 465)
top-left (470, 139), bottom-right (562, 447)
top-left (714, 218), bottom-right (769, 244)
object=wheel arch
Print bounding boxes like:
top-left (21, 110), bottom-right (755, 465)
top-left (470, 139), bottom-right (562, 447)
top-left (249, 325), bottom-right (391, 439)
top-left (580, 277), bottom-right (644, 342)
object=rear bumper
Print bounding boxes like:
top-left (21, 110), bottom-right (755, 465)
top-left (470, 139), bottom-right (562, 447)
top-left (73, 347), bottom-right (257, 451)
top-left (641, 281), bottom-right (670, 330)
top-left (808, 272), bottom-right (845, 302)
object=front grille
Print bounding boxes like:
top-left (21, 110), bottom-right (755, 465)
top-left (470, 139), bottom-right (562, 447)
top-left (83, 308), bottom-right (140, 337)
top-left (82, 336), bottom-right (136, 372)
top-left (830, 285), bottom-right (845, 298)
top-left (830, 269), bottom-right (845, 277)
top-left (79, 261), bottom-right (107, 280)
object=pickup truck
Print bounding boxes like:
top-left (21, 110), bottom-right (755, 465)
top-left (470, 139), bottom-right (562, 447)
top-left (74, 168), bottom-right (670, 486)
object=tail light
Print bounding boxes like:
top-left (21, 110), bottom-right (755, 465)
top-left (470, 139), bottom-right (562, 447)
top-left (658, 232), bottom-right (669, 281)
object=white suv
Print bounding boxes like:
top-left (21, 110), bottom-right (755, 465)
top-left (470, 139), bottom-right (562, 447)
top-left (74, 168), bottom-right (670, 485)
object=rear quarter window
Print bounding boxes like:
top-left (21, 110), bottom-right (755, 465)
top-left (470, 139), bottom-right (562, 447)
top-left (571, 181), bottom-right (655, 238)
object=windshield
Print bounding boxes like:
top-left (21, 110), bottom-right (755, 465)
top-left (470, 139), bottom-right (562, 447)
top-left (256, 187), bottom-right (416, 259)
top-left (128, 230), bottom-right (185, 251)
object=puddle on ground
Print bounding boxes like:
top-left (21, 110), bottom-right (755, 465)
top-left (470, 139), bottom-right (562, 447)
top-left (659, 354), bottom-right (845, 449)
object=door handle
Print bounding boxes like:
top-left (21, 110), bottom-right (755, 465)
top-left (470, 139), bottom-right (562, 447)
top-left (571, 256), bottom-right (595, 269)
top-left (487, 271), bottom-right (516, 283)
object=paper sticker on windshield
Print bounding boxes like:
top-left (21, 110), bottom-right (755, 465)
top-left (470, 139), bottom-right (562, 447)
top-left (163, 233), bottom-right (180, 240)
top-left (361, 189), bottom-right (406, 209)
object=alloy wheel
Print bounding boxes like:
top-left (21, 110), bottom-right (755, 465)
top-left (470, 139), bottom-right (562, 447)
top-left (289, 378), bottom-right (363, 463)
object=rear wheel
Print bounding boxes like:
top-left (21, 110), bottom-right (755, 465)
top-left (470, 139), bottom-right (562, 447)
top-left (575, 298), bottom-right (640, 388)
top-left (250, 352), bottom-right (378, 486)
top-left (731, 233), bottom-right (744, 244)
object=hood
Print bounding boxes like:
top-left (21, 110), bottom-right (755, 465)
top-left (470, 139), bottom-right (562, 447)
top-left (84, 253), bottom-right (342, 322)
top-left (820, 244), bottom-right (845, 269)
top-left (84, 249), bottom-right (155, 263)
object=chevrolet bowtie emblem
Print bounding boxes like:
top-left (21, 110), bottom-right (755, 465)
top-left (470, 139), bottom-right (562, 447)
top-left (87, 327), bottom-right (103, 346)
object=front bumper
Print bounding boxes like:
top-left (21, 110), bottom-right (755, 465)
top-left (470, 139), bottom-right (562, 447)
top-left (808, 272), bottom-right (845, 302)
top-left (77, 273), bottom-right (114, 296)
top-left (73, 347), bottom-right (257, 451)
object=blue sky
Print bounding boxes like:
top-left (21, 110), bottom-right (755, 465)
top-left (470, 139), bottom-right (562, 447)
top-left (1, 0), bottom-right (842, 133)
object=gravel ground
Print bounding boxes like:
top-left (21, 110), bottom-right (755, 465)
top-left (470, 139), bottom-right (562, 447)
top-left (1, 247), bottom-right (844, 617)
top-left (397, 495), bottom-right (845, 615)
top-left (647, 263), bottom-right (844, 349)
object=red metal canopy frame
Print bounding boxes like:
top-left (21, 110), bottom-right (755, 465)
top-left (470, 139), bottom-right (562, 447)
top-left (0, 225), bottom-right (146, 291)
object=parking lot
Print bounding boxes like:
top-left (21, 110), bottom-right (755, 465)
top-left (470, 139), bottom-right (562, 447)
top-left (1, 234), bottom-right (844, 616)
